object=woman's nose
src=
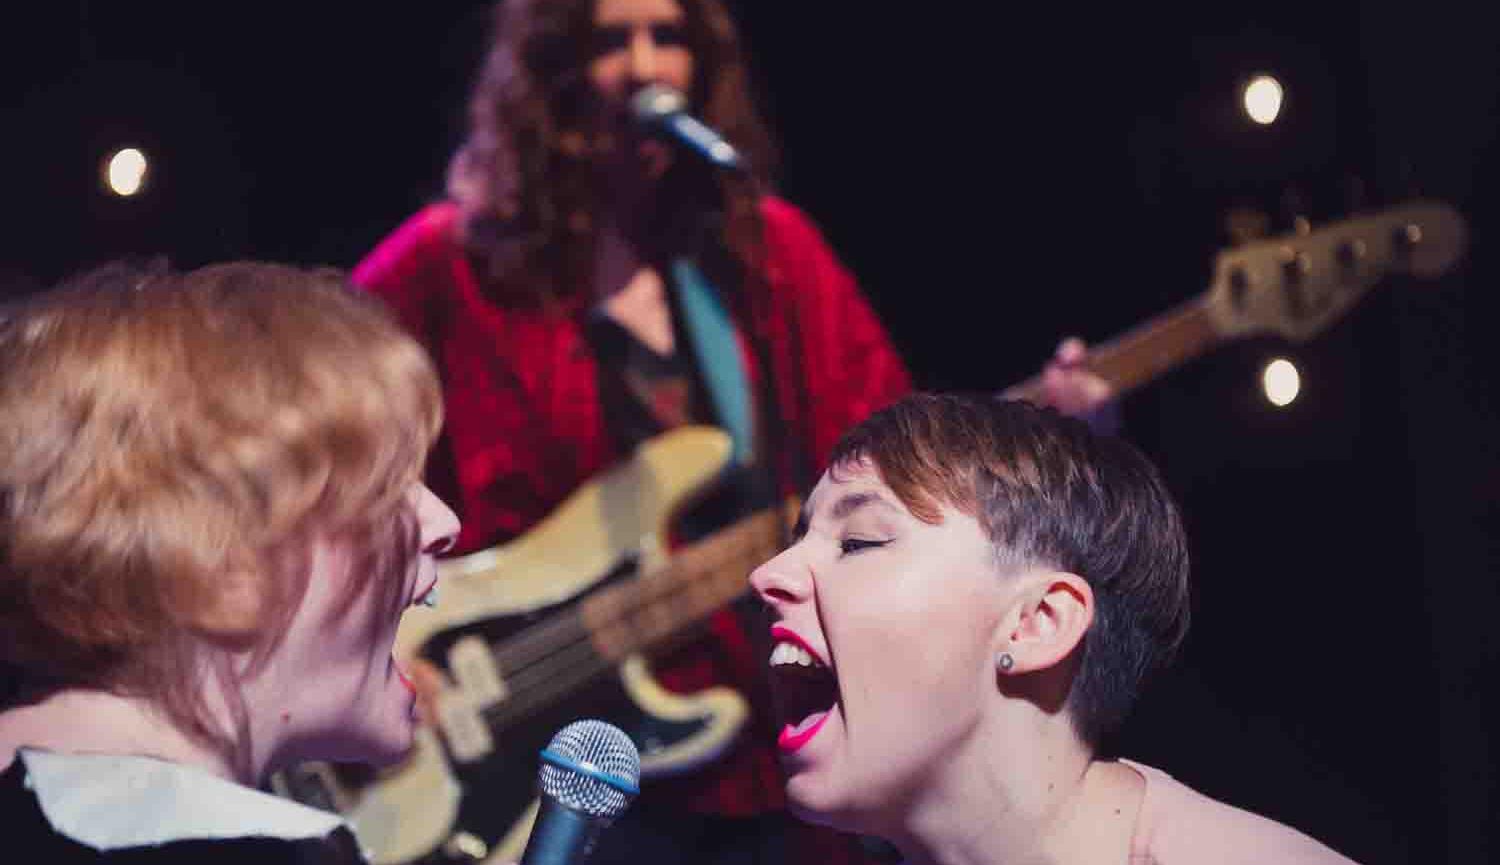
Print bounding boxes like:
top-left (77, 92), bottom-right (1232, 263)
top-left (749, 546), bottom-right (811, 609)
top-left (414, 485), bottom-right (460, 555)
top-left (627, 28), bottom-right (659, 84)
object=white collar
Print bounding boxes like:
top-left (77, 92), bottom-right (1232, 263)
top-left (19, 747), bottom-right (347, 851)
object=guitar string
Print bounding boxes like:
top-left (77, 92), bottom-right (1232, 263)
top-left (1082, 300), bottom-right (1211, 394)
top-left (412, 508), bottom-right (782, 735)
top-left (1006, 299), bottom-right (1210, 401)
top-left (444, 511), bottom-right (777, 682)
top-left (478, 538), bottom-right (772, 726)
top-left (464, 511), bottom-right (781, 678)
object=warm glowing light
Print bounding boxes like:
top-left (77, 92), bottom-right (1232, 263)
top-left (1262, 358), bottom-right (1301, 407)
top-left (1243, 75), bottom-right (1284, 125)
top-left (105, 147), bottom-right (148, 197)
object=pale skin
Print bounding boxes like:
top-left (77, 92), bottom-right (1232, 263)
top-left (0, 484), bottom-right (460, 786)
top-left (589, 0), bottom-right (695, 355)
top-left (750, 461), bottom-right (1146, 865)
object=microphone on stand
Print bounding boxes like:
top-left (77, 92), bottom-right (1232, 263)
top-left (631, 84), bottom-right (746, 174)
top-left (519, 719), bottom-right (641, 865)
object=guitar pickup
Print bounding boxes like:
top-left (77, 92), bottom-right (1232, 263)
top-left (448, 635), bottom-right (509, 707)
top-left (436, 691), bottom-right (495, 764)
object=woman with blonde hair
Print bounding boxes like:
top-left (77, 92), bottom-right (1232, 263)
top-left (0, 261), bottom-right (460, 863)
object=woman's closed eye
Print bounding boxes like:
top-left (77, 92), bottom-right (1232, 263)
top-left (593, 26), bottom-right (630, 55)
top-left (839, 537), bottom-right (891, 556)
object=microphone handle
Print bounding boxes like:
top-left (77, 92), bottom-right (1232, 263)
top-left (662, 114), bottom-right (744, 172)
top-left (519, 797), bottom-right (611, 865)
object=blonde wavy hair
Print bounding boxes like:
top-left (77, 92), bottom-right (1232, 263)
top-left (0, 261), bottom-right (443, 760)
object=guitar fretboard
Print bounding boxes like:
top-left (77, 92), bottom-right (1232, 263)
top-left (474, 503), bottom-right (790, 730)
top-left (1002, 298), bottom-right (1221, 403)
top-left (582, 505), bottom-right (788, 660)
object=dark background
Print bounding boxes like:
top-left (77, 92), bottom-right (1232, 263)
top-left (4, 3), bottom-right (1498, 863)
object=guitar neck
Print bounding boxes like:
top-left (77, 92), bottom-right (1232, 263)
top-left (580, 505), bottom-right (789, 661)
top-left (1002, 296), bottom-right (1223, 403)
top-left (580, 303), bottom-right (1226, 656)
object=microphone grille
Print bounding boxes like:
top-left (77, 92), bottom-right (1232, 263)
top-left (631, 84), bottom-right (686, 123)
top-left (538, 719), bottom-right (641, 818)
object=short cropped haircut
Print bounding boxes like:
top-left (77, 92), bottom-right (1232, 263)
top-left (828, 393), bottom-right (1190, 747)
top-left (0, 261), bottom-right (443, 756)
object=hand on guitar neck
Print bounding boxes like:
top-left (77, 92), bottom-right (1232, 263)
top-left (1037, 337), bottom-right (1117, 420)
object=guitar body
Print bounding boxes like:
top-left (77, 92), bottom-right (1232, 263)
top-left (278, 427), bottom-right (749, 864)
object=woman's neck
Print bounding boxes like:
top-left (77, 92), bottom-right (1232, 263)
top-left (0, 689), bottom-right (238, 782)
top-left (593, 222), bottom-right (650, 298)
top-left (889, 714), bottom-right (1140, 865)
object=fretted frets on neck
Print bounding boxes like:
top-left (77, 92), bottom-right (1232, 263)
top-left (581, 505), bottom-right (788, 661)
top-left (475, 504), bottom-right (789, 731)
top-left (1002, 297), bottom-right (1222, 403)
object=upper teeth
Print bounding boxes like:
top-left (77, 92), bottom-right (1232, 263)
top-left (770, 641), bottom-right (822, 668)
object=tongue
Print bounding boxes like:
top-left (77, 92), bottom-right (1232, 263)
top-left (787, 709), bottom-right (828, 736)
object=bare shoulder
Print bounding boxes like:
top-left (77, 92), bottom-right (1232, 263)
top-left (1123, 760), bottom-right (1361, 865)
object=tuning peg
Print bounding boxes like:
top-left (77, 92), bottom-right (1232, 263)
top-left (1223, 205), bottom-right (1271, 246)
top-left (1278, 184), bottom-right (1313, 236)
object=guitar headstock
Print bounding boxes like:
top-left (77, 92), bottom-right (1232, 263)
top-left (1203, 200), bottom-right (1467, 342)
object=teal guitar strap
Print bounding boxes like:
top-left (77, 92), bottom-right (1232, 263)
top-left (670, 258), bottom-right (755, 466)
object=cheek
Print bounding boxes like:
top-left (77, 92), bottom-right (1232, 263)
top-left (843, 588), bottom-right (992, 713)
top-left (589, 57), bottom-right (628, 99)
top-left (662, 51), bottom-right (695, 91)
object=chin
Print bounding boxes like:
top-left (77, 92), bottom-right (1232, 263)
top-left (785, 775), bottom-right (864, 834)
top-left (334, 706), bottom-right (416, 767)
top-left (365, 717), bottom-right (418, 766)
top-left (334, 729), bottom-right (410, 769)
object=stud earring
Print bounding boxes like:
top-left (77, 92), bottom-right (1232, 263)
top-left (997, 652), bottom-right (1015, 673)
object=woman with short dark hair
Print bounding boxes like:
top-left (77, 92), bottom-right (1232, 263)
top-left (752, 393), bottom-right (1360, 865)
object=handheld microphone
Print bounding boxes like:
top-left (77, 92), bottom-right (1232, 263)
top-left (519, 719), bottom-right (641, 865)
top-left (631, 84), bottom-right (745, 173)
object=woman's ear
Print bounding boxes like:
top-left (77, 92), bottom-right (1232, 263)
top-left (995, 570), bottom-right (1094, 676)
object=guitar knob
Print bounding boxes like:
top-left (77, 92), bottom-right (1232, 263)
top-left (1393, 222), bottom-right (1423, 256)
top-left (443, 830), bottom-right (489, 861)
top-left (1336, 238), bottom-right (1367, 271)
top-left (1278, 246), bottom-right (1312, 284)
top-left (1224, 206), bottom-right (1271, 246)
top-left (1278, 247), bottom-right (1313, 318)
top-left (1278, 185), bottom-right (1313, 237)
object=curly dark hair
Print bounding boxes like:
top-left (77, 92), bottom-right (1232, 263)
top-left (447, 0), bottom-right (777, 307)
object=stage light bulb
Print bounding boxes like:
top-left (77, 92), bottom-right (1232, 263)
top-left (1243, 75), bottom-right (1284, 125)
top-left (105, 147), bottom-right (148, 197)
top-left (1262, 358), bottom-right (1300, 407)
